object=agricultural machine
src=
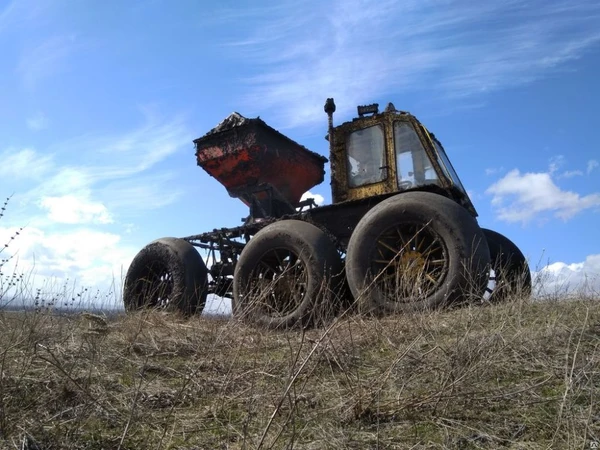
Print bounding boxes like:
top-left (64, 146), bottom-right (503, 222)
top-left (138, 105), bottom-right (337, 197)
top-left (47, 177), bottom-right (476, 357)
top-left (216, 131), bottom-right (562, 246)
top-left (123, 99), bottom-right (531, 327)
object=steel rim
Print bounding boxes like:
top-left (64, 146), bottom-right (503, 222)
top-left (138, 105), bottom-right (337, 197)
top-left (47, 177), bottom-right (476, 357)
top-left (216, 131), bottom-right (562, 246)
top-left (370, 222), bottom-right (448, 302)
top-left (247, 248), bottom-right (309, 318)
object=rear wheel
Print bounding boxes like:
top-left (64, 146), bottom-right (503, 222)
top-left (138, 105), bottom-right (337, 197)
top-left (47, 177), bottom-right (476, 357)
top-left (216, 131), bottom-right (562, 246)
top-left (233, 220), bottom-right (342, 329)
top-left (346, 192), bottom-right (490, 315)
top-left (123, 238), bottom-right (208, 315)
top-left (483, 228), bottom-right (531, 302)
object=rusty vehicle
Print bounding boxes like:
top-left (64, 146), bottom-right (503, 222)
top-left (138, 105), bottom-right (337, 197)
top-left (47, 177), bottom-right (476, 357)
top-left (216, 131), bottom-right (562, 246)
top-left (123, 99), bottom-right (531, 328)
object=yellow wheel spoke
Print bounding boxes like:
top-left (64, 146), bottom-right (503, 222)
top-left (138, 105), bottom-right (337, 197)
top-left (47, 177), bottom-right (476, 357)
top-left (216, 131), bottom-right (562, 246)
top-left (396, 228), bottom-right (407, 247)
top-left (424, 273), bottom-right (437, 284)
top-left (377, 239), bottom-right (400, 254)
top-left (427, 259), bottom-right (446, 266)
top-left (374, 258), bottom-right (397, 265)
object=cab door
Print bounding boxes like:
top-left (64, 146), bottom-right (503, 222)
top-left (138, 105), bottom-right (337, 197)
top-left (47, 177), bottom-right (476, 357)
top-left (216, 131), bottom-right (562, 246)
top-left (392, 119), bottom-right (441, 190)
top-left (335, 119), bottom-right (398, 202)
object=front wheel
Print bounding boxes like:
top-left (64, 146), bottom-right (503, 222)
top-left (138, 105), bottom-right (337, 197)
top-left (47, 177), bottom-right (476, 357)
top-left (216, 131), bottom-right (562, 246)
top-left (123, 238), bottom-right (208, 315)
top-left (483, 228), bottom-right (531, 302)
top-left (345, 192), bottom-right (490, 315)
top-left (232, 220), bottom-right (342, 329)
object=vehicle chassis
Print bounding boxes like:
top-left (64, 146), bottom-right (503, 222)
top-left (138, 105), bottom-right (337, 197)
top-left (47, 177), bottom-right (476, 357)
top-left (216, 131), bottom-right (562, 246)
top-left (182, 187), bottom-right (451, 300)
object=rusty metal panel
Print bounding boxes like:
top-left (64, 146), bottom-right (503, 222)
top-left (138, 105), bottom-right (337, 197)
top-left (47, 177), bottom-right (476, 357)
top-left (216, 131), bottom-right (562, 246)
top-left (194, 114), bottom-right (327, 208)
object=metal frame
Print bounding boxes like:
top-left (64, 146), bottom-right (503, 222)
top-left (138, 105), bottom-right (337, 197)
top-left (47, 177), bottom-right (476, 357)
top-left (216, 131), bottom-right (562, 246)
top-left (180, 100), bottom-right (478, 299)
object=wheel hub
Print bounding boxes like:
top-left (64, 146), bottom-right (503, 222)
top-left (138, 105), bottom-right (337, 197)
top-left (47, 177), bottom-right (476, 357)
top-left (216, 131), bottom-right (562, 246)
top-left (399, 250), bottom-right (426, 277)
top-left (372, 223), bottom-right (448, 302)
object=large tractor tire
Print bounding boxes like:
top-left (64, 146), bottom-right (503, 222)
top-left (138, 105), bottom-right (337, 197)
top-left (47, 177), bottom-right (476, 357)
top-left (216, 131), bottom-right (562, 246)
top-left (345, 192), bottom-right (490, 315)
top-left (232, 220), bottom-right (342, 329)
top-left (123, 238), bottom-right (208, 315)
top-left (482, 228), bottom-right (531, 302)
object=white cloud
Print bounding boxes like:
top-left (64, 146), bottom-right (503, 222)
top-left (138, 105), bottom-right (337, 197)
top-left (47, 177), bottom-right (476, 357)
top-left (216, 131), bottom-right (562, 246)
top-left (486, 169), bottom-right (600, 224)
top-left (534, 254), bottom-right (600, 298)
top-left (0, 232), bottom-right (153, 309)
top-left (39, 195), bottom-right (113, 225)
top-left (26, 111), bottom-right (49, 131)
top-left (0, 225), bottom-right (138, 304)
top-left (300, 190), bottom-right (325, 206)
top-left (215, 0), bottom-right (600, 128)
top-left (588, 159), bottom-right (599, 175)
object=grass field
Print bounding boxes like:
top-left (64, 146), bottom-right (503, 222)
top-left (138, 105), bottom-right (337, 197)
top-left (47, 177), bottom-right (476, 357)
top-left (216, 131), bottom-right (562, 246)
top-left (0, 293), bottom-right (599, 449)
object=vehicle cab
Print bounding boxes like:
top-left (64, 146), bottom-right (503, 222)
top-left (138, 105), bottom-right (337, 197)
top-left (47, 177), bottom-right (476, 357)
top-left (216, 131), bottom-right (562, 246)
top-left (327, 101), bottom-right (477, 216)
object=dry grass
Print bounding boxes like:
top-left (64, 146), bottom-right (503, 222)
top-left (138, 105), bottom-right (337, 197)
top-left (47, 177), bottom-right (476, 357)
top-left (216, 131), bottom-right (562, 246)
top-left (0, 294), bottom-right (598, 449)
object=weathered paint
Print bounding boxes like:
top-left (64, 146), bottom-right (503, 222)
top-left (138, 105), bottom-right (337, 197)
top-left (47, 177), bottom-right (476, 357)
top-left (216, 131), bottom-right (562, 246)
top-left (194, 116), bottom-right (327, 208)
top-left (329, 107), bottom-right (455, 204)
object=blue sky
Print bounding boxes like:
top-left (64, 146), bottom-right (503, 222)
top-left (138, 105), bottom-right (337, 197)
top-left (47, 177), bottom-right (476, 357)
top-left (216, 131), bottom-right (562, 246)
top-left (1, 0), bottom-right (599, 308)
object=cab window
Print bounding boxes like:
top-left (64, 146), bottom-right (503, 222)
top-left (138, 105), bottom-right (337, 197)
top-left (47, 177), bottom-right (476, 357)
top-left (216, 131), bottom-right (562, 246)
top-left (432, 138), bottom-right (467, 194)
top-left (346, 124), bottom-right (386, 188)
top-left (394, 122), bottom-right (438, 189)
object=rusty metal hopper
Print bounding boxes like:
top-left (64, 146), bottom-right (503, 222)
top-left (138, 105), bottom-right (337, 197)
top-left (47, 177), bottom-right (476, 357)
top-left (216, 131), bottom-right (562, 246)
top-left (194, 113), bottom-right (327, 209)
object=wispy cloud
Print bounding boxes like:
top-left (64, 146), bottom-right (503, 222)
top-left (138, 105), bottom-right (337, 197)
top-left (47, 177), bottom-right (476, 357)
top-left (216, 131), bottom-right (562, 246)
top-left (216, 0), bottom-right (600, 128)
top-left (544, 156), bottom-right (599, 179)
top-left (0, 110), bottom-right (191, 236)
top-left (16, 34), bottom-right (79, 89)
top-left (558, 170), bottom-right (583, 179)
top-left (0, 148), bottom-right (54, 180)
top-left (0, 0), bottom-right (21, 31)
top-left (26, 111), bottom-right (49, 131)
top-left (0, 0), bottom-right (50, 33)
top-left (50, 108), bottom-right (190, 180)
top-left (548, 155), bottom-right (565, 175)
top-left (485, 167), bottom-right (504, 176)
top-left (0, 111), bottom-right (191, 294)
top-left (16, 111), bottom-right (190, 215)
top-left (100, 172), bottom-right (184, 212)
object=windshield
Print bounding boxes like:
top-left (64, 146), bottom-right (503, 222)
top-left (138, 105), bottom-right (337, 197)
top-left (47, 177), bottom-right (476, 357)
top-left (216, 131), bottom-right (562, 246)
top-left (346, 124), bottom-right (386, 187)
top-left (394, 121), bottom-right (439, 189)
top-left (431, 137), bottom-right (468, 195)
